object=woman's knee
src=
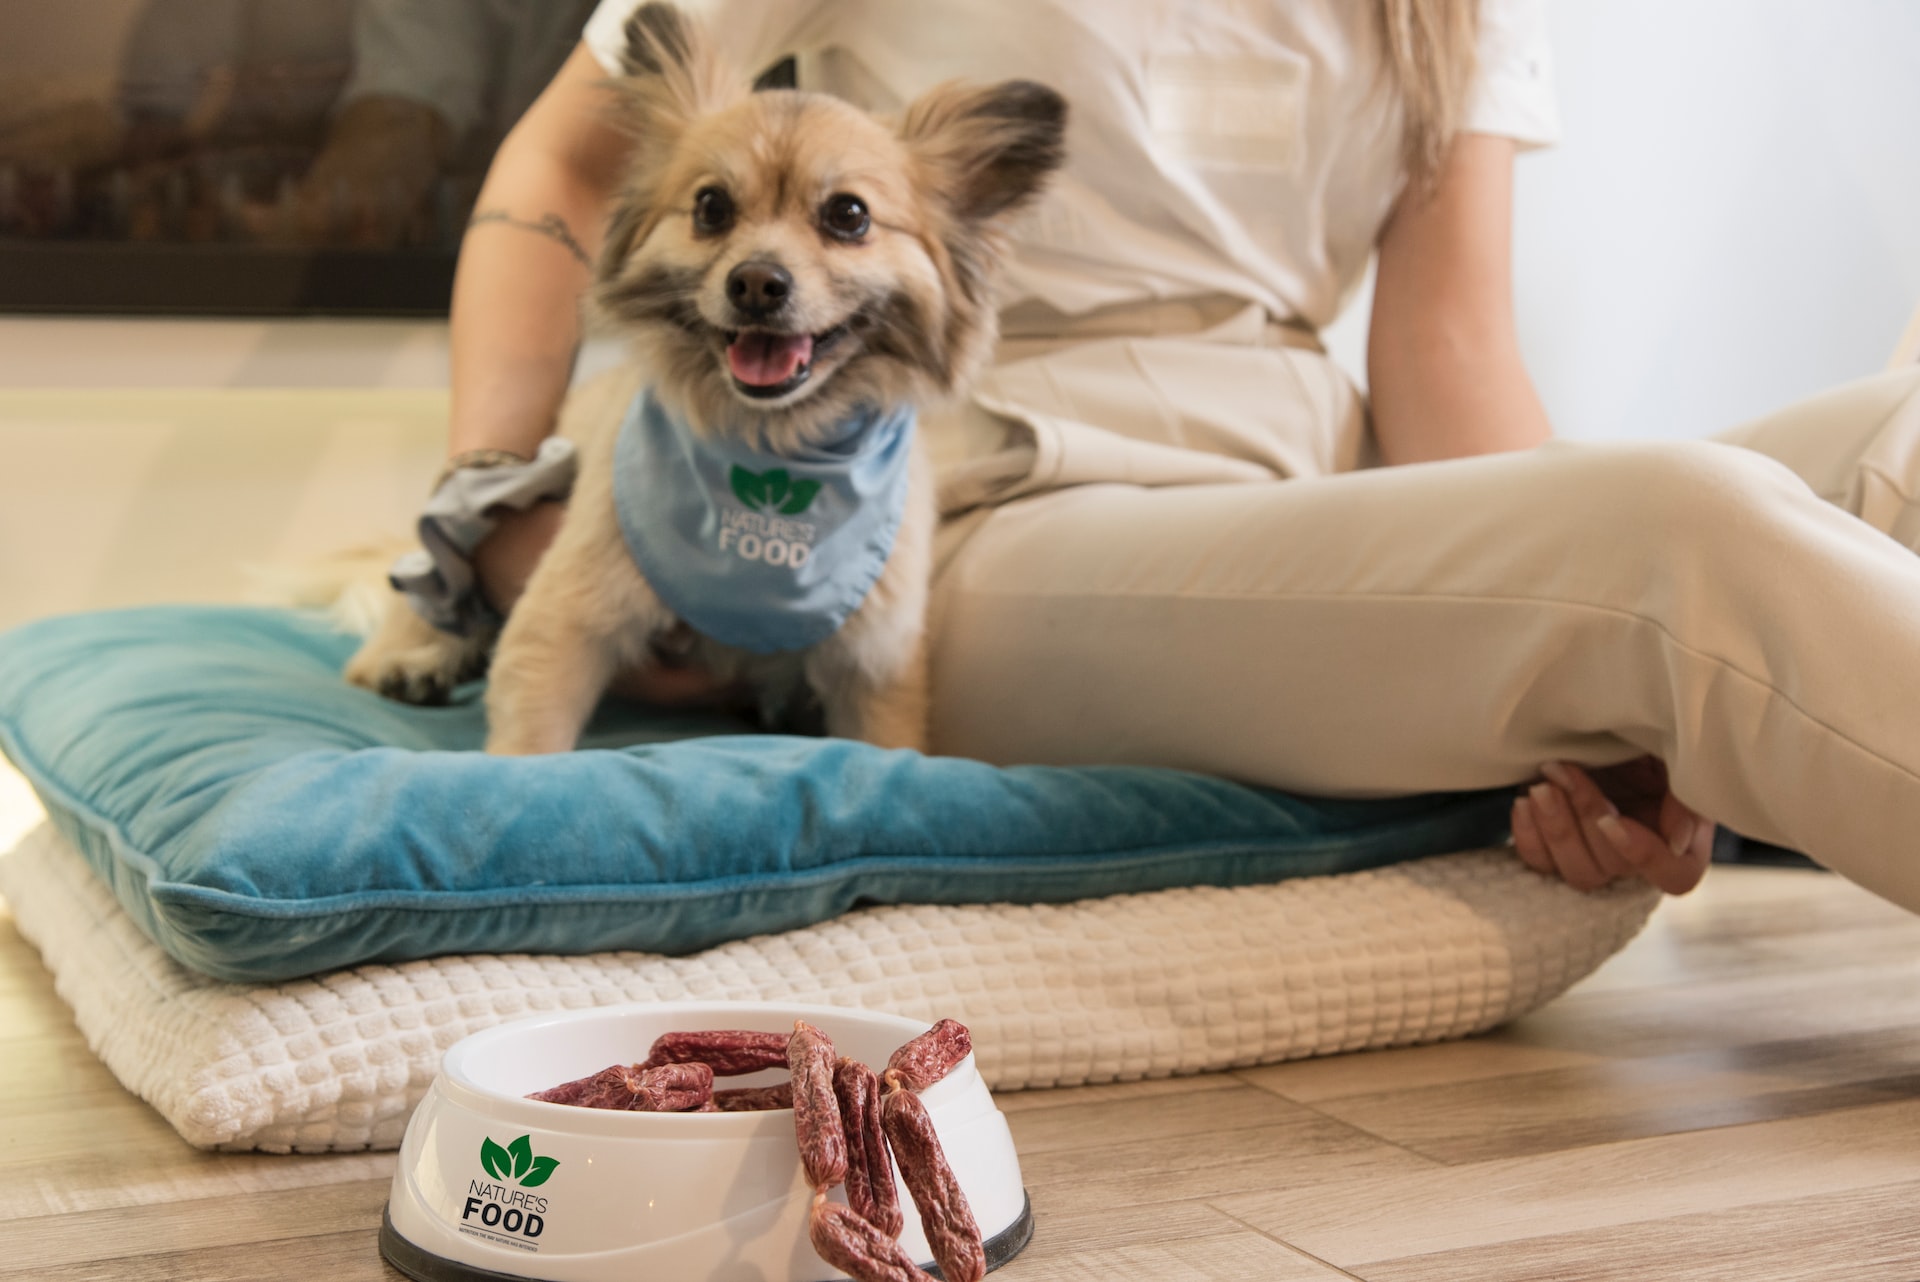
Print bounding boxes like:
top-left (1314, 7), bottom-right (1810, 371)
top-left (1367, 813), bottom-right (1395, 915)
top-left (1713, 366), bottom-right (1920, 514)
top-left (1570, 439), bottom-right (1817, 556)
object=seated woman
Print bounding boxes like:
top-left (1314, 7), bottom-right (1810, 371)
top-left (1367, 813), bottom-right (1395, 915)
top-left (408, 0), bottom-right (1920, 913)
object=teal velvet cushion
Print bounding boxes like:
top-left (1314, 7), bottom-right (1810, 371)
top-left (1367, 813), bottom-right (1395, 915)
top-left (0, 607), bottom-right (1514, 983)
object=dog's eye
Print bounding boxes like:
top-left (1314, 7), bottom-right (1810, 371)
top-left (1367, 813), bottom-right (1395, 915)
top-left (820, 193), bottom-right (871, 242)
top-left (693, 186), bottom-right (735, 235)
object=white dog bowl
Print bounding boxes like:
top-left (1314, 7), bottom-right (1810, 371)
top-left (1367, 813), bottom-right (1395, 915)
top-left (381, 1001), bottom-right (1032, 1282)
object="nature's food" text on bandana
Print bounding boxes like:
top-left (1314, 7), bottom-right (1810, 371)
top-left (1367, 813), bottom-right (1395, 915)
top-left (612, 391), bottom-right (917, 654)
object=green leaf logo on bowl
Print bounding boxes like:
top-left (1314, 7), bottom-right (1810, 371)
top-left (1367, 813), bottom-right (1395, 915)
top-left (481, 1134), bottom-right (561, 1187)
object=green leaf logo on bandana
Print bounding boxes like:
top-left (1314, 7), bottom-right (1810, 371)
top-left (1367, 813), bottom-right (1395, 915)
top-left (614, 392), bottom-right (918, 654)
top-left (731, 465), bottom-right (822, 516)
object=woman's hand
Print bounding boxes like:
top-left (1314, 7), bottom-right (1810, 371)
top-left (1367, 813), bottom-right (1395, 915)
top-left (1510, 757), bottom-right (1713, 895)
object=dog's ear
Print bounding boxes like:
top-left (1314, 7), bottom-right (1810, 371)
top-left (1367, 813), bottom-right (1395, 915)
top-left (615, 2), bottom-right (744, 130)
top-left (900, 80), bottom-right (1067, 225)
top-left (890, 81), bottom-right (1066, 391)
top-left (598, 4), bottom-right (746, 278)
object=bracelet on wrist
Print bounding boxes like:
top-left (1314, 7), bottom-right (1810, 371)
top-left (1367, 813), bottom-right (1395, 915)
top-left (393, 437), bottom-right (579, 637)
top-left (433, 448), bottom-right (533, 495)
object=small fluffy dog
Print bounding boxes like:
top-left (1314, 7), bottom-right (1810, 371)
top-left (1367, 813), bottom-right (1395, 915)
top-left (346, 3), bottom-right (1066, 754)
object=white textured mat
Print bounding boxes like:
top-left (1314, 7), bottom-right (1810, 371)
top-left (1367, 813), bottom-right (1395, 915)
top-left (0, 781), bottom-right (1658, 1153)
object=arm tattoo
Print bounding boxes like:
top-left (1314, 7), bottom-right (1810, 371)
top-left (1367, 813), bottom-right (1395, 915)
top-left (466, 209), bottom-right (592, 269)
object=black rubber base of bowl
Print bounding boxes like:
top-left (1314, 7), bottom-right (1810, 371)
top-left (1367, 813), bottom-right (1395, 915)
top-left (380, 1192), bottom-right (1035, 1281)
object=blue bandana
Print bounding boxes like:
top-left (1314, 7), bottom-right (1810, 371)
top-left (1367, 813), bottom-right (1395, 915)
top-left (612, 391), bottom-right (917, 655)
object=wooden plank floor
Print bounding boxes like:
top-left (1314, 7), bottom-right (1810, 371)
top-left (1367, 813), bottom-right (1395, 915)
top-left (4, 865), bottom-right (1919, 1281)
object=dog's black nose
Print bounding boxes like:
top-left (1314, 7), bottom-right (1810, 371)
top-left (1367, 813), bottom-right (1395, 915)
top-left (726, 260), bottom-right (792, 317)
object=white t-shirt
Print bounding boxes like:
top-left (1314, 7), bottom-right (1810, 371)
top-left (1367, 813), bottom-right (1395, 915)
top-left (582, 0), bottom-right (1557, 331)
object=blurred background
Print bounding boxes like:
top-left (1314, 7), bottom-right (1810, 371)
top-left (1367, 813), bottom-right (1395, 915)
top-left (0, 0), bottom-right (596, 293)
top-left (1, 0), bottom-right (1918, 632)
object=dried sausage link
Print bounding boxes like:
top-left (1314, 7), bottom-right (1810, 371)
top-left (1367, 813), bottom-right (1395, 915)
top-left (527, 1060), bottom-right (713, 1111)
top-left (789, 1021), bottom-right (849, 1189)
top-left (834, 1057), bottom-right (904, 1238)
top-left (881, 1074), bottom-right (984, 1282)
top-left (808, 1196), bottom-right (936, 1282)
top-left (647, 1028), bottom-right (791, 1076)
top-left (885, 1019), bottom-right (972, 1093)
top-left (631, 1060), bottom-right (714, 1111)
top-left (713, 1082), bottom-right (794, 1112)
top-left (525, 1063), bottom-right (647, 1110)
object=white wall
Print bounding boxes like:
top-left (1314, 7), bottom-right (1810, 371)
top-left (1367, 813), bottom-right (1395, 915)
top-left (1517, 0), bottom-right (1920, 440)
top-left (1325, 0), bottom-right (1920, 439)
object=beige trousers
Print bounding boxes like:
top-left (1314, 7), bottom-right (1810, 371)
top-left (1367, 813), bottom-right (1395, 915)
top-left (926, 302), bottom-right (1920, 914)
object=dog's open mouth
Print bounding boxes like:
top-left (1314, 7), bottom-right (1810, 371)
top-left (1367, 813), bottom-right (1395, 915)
top-left (724, 325), bottom-right (851, 400)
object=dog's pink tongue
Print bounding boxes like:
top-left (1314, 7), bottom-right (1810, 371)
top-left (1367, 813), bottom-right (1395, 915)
top-left (727, 332), bottom-right (814, 387)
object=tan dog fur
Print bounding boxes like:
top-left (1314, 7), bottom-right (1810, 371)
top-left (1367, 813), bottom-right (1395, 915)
top-left (346, 3), bottom-right (1065, 755)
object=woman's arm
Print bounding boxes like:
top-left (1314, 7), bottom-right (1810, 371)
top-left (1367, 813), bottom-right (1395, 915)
top-left (1377, 137), bottom-right (1718, 892)
top-left (1367, 132), bottom-right (1552, 465)
top-left (438, 44), bottom-right (632, 610)
top-left (448, 43), bottom-right (634, 462)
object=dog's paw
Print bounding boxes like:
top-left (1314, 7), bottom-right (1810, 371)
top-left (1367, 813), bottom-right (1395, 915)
top-left (345, 636), bottom-right (484, 706)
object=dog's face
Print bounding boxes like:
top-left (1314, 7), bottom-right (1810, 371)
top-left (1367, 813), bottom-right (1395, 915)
top-left (594, 4), bottom-right (1066, 445)
top-left (603, 95), bottom-right (941, 420)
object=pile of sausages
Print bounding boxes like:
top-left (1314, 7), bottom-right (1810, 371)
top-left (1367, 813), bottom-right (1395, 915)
top-left (527, 1018), bottom-right (983, 1282)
